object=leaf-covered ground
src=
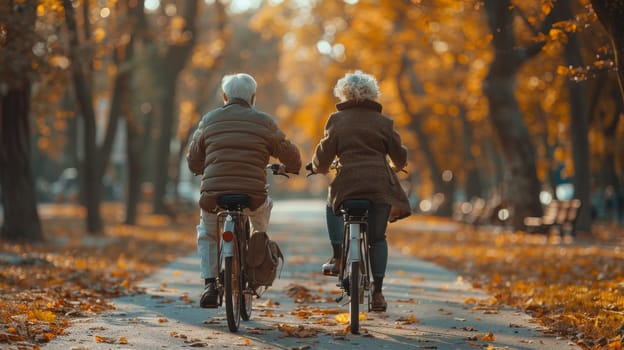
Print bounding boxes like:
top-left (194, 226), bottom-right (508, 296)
top-left (0, 203), bottom-right (197, 349)
top-left (392, 218), bottom-right (624, 350)
top-left (1, 204), bottom-right (622, 349)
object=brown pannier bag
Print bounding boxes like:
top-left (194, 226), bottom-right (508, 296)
top-left (246, 231), bottom-right (284, 289)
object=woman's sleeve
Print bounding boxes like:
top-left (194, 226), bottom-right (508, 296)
top-left (386, 119), bottom-right (407, 170)
top-left (312, 116), bottom-right (337, 174)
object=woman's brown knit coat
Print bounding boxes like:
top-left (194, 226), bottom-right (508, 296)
top-left (312, 99), bottom-right (411, 222)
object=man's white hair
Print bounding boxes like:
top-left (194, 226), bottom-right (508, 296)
top-left (333, 70), bottom-right (380, 102)
top-left (221, 73), bottom-right (257, 104)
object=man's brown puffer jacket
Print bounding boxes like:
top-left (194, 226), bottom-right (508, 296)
top-left (187, 98), bottom-right (301, 212)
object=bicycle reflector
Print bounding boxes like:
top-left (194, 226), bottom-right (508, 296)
top-left (223, 215), bottom-right (235, 242)
top-left (222, 230), bottom-right (234, 242)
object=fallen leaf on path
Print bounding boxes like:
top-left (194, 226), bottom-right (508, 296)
top-left (481, 332), bottom-right (496, 341)
top-left (94, 335), bottom-right (116, 343)
top-left (277, 324), bottom-right (320, 338)
top-left (335, 312), bottom-right (366, 324)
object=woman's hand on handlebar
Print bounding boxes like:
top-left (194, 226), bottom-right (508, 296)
top-left (305, 162), bottom-right (316, 177)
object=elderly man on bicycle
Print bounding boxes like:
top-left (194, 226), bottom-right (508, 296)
top-left (187, 73), bottom-right (301, 308)
top-left (307, 70), bottom-right (411, 311)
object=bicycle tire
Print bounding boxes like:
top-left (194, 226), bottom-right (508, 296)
top-left (224, 243), bottom-right (242, 332)
top-left (240, 218), bottom-right (252, 321)
top-left (350, 260), bottom-right (360, 334)
top-left (361, 231), bottom-right (372, 311)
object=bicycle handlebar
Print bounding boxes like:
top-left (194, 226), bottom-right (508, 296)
top-left (305, 161), bottom-right (406, 177)
top-left (267, 163), bottom-right (297, 178)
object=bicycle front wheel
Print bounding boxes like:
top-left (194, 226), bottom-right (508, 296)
top-left (224, 253), bottom-right (242, 332)
top-left (350, 260), bottom-right (360, 334)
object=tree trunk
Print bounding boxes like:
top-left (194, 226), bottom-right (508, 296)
top-left (0, 1), bottom-right (42, 242)
top-left (63, 0), bottom-right (102, 233)
top-left (483, 0), bottom-right (544, 229)
top-left (152, 0), bottom-right (200, 214)
top-left (0, 88), bottom-right (43, 242)
top-left (125, 116), bottom-right (143, 225)
top-left (558, 0), bottom-right (591, 234)
top-left (591, 1), bottom-right (624, 103)
top-left (461, 111), bottom-right (482, 200)
top-left (396, 54), bottom-right (447, 209)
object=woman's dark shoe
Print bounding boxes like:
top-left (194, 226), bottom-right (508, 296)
top-left (200, 281), bottom-right (218, 308)
top-left (371, 291), bottom-right (387, 312)
top-left (322, 257), bottom-right (341, 276)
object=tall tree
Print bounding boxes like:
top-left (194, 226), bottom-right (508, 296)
top-left (554, 0), bottom-right (592, 233)
top-left (482, 0), bottom-right (561, 229)
top-left (150, 0), bottom-right (200, 214)
top-left (0, 1), bottom-right (43, 242)
top-left (63, 0), bottom-right (103, 233)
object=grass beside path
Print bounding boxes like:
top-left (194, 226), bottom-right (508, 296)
top-left (390, 216), bottom-right (624, 350)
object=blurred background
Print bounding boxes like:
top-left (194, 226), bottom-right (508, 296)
top-left (1, 0), bottom-right (622, 240)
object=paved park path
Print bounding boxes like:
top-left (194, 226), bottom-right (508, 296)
top-left (43, 199), bottom-right (579, 350)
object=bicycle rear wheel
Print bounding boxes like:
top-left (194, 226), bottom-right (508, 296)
top-left (349, 260), bottom-right (360, 334)
top-left (224, 239), bottom-right (242, 332)
top-left (361, 231), bottom-right (372, 311)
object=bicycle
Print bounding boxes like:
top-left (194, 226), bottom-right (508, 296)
top-left (214, 163), bottom-right (291, 332)
top-left (305, 162), bottom-right (373, 334)
top-left (335, 199), bottom-right (372, 334)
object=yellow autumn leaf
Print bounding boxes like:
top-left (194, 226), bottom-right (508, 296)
top-left (482, 332), bottom-right (496, 341)
top-left (29, 310), bottom-right (57, 323)
top-left (334, 312), bottom-right (366, 323)
top-left (335, 313), bottom-right (349, 324)
top-left (119, 336), bottom-right (128, 344)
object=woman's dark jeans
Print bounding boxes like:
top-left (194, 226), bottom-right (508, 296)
top-left (326, 203), bottom-right (391, 279)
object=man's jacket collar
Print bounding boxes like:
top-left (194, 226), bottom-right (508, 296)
top-left (224, 98), bottom-right (252, 108)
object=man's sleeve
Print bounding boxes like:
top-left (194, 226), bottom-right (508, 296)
top-left (186, 118), bottom-right (206, 175)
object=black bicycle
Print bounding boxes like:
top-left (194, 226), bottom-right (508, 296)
top-left (215, 163), bottom-right (290, 332)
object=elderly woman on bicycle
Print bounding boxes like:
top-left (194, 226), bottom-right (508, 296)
top-left (307, 70), bottom-right (411, 311)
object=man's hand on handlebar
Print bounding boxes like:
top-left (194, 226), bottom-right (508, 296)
top-left (267, 163), bottom-right (298, 178)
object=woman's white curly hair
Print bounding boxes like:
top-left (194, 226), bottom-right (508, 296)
top-left (333, 70), bottom-right (380, 102)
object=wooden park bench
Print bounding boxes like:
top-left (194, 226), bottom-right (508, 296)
top-left (523, 199), bottom-right (582, 235)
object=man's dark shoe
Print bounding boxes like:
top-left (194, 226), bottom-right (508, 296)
top-left (371, 291), bottom-right (387, 312)
top-left (200, 281), bottom-right (218, 308)
top-left (322, 257), bottom-right (340, 276)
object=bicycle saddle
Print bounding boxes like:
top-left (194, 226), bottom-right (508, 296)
top-left (340, 199), bottom-right (371, 216)
top-left (218, 194), bottom-right (251, 209)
